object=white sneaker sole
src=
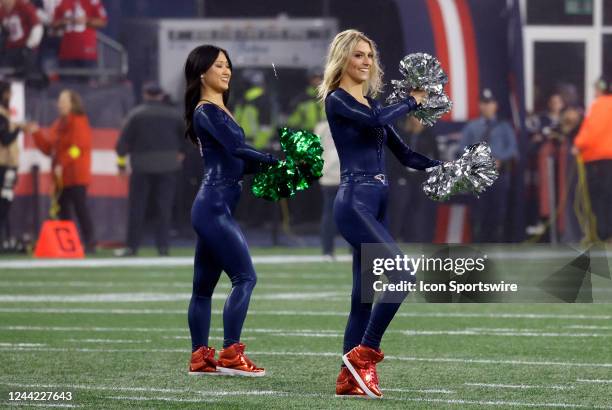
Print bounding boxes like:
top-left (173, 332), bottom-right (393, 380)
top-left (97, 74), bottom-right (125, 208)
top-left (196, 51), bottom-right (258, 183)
top-left (342, 354), bottom-right (382, 399)
top-left (334, 394), bottom-right (370, 399)
top-left (188, 370), bottom-right (223, 376)
top-left (216, 367), bottom-right (266, 377)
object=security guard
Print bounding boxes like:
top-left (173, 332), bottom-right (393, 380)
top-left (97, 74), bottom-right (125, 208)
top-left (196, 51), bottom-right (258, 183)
top-left (234, 69), bottom-right (274, 149)
top-left (457, 88), bottom-right (518, 243)
top-left (115, 83), bottom-right (185, 256)
top-left (286, 68), bottom-right (326, 132)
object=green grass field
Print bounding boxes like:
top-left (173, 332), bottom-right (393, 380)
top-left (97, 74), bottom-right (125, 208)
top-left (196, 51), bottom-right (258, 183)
top-left (1, 248), bottom-right (611, 409)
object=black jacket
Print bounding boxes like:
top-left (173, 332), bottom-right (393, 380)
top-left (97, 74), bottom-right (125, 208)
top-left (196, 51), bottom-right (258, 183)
top-left (116, 101), bottom-right (185, 173)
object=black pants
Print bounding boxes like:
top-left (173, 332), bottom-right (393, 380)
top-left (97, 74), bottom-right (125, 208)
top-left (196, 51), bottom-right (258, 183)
top-left (320, 185), bottom-right (338, 255)
top-left (471, 172), bottom-right (511, 243)
top-left (585, 160), bottom-right (612, 241)
top-left (0, 166), bottom-right (18, 240)
top-left (58, 185), bottom-right (95, 247)
top-left (127, 172), bottom-right (176, 252)
top-left (388, 178), bottom-right (437, 242)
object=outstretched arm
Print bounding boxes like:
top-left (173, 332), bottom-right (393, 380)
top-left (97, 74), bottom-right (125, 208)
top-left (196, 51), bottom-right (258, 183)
top-left (385, 124), bottom-right (441, 170)
top-left (326, 90), bottom-right (417, 128)
top-left (195, 105), bottom-right (277, 165)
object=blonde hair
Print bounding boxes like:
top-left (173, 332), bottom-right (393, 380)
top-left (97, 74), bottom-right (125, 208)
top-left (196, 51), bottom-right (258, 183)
top-left (317, 29), bottom-right (384, 102)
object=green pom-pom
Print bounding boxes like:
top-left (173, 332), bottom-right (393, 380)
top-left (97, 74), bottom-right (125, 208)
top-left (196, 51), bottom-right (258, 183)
top-left (251, 128), bottom-right (324, 201)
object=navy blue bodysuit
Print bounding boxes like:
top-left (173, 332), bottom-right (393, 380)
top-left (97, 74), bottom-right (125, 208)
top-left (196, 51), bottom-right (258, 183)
top-left (188, 103), bottom-right (276, 351)
top-left (325, 88), bottom-right (440, 353)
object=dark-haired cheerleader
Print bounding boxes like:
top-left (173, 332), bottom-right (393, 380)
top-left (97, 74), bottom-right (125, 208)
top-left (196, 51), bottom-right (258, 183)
top-left (184, 45), bottom-right (277, 377)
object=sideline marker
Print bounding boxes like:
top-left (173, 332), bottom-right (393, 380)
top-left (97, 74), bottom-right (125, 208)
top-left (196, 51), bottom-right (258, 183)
top-left (33, 220), bottom-right (85, 259)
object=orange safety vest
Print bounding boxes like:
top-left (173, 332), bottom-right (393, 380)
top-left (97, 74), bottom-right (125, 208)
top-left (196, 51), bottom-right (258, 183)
top-left (574, 95), bottom-right (612, 162)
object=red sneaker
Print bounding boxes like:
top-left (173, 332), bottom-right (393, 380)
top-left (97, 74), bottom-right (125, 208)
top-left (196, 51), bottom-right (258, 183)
top-left (342, 345), bottom-right (384, 399)
top-left (217, 342), bottom-right (265, 377)
top-left (335, 367), bottom-right (367, 398)
top-left (188, 346), bottom-right (218, 375)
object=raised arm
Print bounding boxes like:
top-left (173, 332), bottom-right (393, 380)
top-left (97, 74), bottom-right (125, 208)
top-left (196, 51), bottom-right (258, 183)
top-left (196, 105), bottom-right (277, 165)
top-left (326, 90), bottom-right (417, 128)
top-left (385, 124), bottom-right (441, 170)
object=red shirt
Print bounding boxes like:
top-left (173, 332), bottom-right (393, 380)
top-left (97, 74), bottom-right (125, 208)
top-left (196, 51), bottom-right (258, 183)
top-left (32, 113), bottom-right (93, 187)
top-left (0, 0), bottom-right (39, 49)
top-left (53, 0), bottom-right (107, 61)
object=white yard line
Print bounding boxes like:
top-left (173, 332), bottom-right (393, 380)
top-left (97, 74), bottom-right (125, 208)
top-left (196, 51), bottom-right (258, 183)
top-left (1, 248), bottom-right (609, 269)
top-left (3, 324), bottom-right (611, 339)
top-left (0, 291), bottom-right (344, 303)
top-left (162, 335), bottom-right (256, 341)
top-left (0, 307), bottom-right (610, 321)
top-left (0, 255), bottom-right (352, 269)
top-left (0, 281), bottom-right (343, 290)
top-left (3, 382), bottom-right (607, 408)
top-left (402, 330), bottom-right (612, 337)
top-left (2, 403), bottom-right (80, 408)
top-left (566, 325), bottom-right (612, 330)
top-left (0, 347), bottom-right (611, 368)
top-left (577, 379), bottom-right (612, 384)
top-left (0, 325), bottom-right (186, 332)
top-left (465, 382), bottom-right (574, 390)
top-left (0, 382), bottom-right (283, 398)
top-left (0, 308), bottom-right (193, 314)
top-left (64, 339), bottom-right (151, 344)
top-left (107, 396), bottom-right (216, 403)
top-left (384, 388), bottom-right (455, 394)
top-left (384, 397), bottom-right (610, 409)
top-left (0, 342), bottom-right (46, 347)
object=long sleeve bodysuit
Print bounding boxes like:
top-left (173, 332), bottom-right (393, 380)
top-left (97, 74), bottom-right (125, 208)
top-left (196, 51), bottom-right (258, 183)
top-left (325, 88), bottom-right (440, 353)
top-left (188, 103), bottom-right (276, 351)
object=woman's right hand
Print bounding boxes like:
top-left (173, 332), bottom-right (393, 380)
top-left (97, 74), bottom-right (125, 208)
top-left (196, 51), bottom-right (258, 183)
top-left (409, 89), bottom-right (428, 106)
top-left (24, 122), bottom-right (40, 134)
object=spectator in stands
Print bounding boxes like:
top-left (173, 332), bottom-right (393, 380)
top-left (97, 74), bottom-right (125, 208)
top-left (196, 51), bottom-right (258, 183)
top-left (0, 80), bottom-right (23, 242)
top-left (388, 115), bottom-right (439, 242)
top-left (573, 76), bottom-right (612, 242)
top-left (114, 83), bottom-right (185, 257)
top-left (52, 0), bottom-right (107, 70)
top-left (31, 0), bottom-right (63, 74)
top-left (316, 119), bottom-right (339, 258)
top-left (0, 0), bottom-right (44, 80)
top-left (457, 88), bottom-right (518, 243)
top-left (29, 89), bottom-right (96, 252)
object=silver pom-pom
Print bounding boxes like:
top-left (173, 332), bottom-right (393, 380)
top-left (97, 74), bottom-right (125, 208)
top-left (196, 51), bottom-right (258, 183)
top-left (387, 53), bottom-right (453, 126)
top-left (423, 143), bottom-right (499, 202)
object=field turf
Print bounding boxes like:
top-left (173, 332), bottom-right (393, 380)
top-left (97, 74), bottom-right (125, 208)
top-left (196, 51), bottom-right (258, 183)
top-left (0, 247), bottom-right (611, 409)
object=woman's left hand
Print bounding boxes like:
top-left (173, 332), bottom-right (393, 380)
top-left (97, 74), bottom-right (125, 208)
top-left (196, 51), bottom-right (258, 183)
top-left (410, 89), bottom-right (428, 105)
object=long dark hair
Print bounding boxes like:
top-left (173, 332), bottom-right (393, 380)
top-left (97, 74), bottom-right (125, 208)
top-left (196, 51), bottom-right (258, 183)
top-left (184, 45), bottom-right (232, 144)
